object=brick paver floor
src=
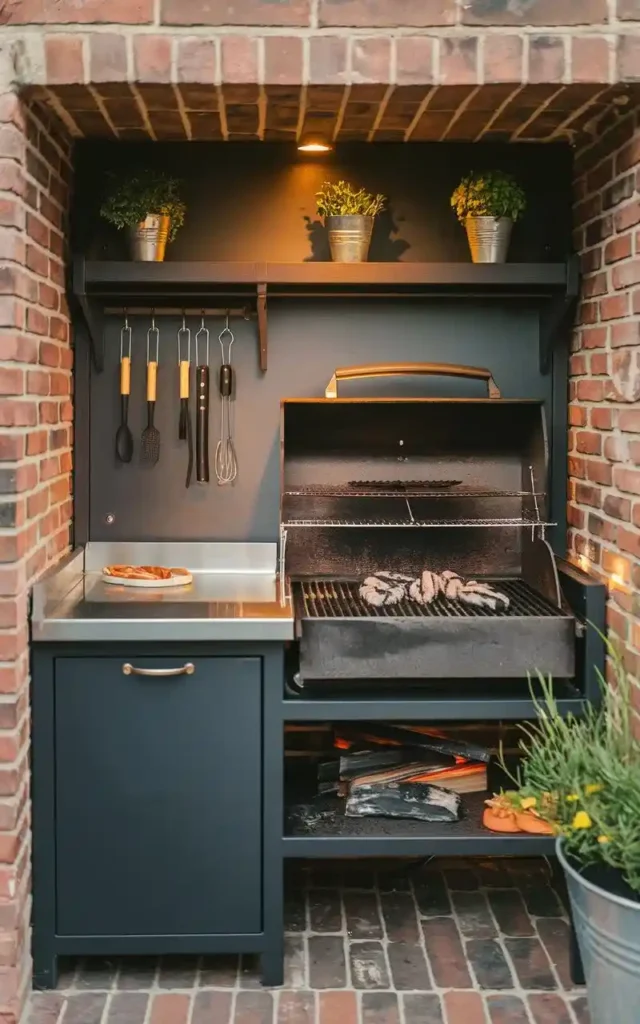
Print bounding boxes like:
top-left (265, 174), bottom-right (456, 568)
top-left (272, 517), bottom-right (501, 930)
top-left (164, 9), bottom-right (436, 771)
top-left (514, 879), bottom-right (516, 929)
top-left (27, 857), bottom-right (590, 1024)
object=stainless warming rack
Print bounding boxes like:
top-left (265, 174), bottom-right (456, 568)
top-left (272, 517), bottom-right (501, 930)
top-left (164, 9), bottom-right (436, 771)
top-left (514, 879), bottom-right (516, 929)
top-left (282, 513), bottom-right (549, 529)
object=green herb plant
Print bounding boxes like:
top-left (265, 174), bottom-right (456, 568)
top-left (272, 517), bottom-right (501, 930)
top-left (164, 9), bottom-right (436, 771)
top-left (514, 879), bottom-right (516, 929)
top-left (500, 638), bottom-right (640, 895)
top-left (316, 180), bottom-right (386, 219)
top-left (450, 170), bottom-right (526, 224)
top-left (100, 170), bottom-right (186, 243)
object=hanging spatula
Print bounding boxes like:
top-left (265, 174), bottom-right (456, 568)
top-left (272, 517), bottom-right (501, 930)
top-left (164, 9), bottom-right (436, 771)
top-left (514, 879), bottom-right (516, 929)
top-left (141, 318), bottom-right (160, 464)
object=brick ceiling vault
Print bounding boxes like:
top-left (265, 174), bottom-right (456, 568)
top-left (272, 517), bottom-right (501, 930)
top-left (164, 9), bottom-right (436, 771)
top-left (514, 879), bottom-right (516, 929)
top-left (25, 81), bottom-right (638, 145)
top-left (8, 22), bottom-right (639, 145)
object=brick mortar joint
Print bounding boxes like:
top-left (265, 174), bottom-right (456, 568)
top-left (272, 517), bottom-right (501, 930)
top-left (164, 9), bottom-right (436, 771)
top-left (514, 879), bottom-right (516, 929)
top-left (11, 24), bottom-right (640, 39)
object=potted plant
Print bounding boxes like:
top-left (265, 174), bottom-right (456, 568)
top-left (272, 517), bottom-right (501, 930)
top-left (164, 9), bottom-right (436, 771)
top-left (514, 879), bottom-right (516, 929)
top-left (315, 180), bottom-right (386, 263)
top-left (484, 644), bottom-right (640, 1022)
top-left (100, 170), bottom-right (186, 262)
top-left (450, 170), bottom-right (526, 263)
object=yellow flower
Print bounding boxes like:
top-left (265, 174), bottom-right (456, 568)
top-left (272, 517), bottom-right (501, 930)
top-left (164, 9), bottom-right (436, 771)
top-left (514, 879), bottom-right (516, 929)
top-left (597, 835), bottom-right (610, 845)
top-left (572, 811), bottom-right (592, 830)
top-left (520, 797), bottom-right (537, 810)
top-left (566, 794), bottom-right (579, 803)
top-left (585, 784), bottom-right (603, 796)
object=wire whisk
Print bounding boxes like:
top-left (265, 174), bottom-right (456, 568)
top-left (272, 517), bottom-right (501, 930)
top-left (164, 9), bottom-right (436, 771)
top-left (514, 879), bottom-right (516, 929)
top-left (215, 313), bottom-right (238, 485)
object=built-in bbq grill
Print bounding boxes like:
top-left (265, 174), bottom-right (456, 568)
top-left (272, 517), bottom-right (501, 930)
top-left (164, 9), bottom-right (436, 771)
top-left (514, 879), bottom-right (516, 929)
top-left (281, 362), bottom-right (578, 684)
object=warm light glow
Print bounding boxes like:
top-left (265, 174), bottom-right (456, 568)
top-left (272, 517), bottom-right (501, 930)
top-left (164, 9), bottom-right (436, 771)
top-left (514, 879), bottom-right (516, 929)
top-left (610, 573), bottom-right (625, 588)
top-left (298, 134), bottom-right (332, 153)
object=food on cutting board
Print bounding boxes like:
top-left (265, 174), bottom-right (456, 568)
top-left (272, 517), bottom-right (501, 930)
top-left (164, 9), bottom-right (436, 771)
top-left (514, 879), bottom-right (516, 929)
top-left (102, 565), bottom-right (192, 585)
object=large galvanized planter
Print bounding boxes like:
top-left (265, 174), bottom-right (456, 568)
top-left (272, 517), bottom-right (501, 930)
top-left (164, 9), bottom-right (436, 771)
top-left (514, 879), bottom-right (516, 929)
top-left (557, 838), bottom-right (640, 1024)
top-left (326, 214), bottom-right (373, 263)
top-left (130, 214), bottom-right (171, 261)
top-left (465, 215), bottom-right (512, 263)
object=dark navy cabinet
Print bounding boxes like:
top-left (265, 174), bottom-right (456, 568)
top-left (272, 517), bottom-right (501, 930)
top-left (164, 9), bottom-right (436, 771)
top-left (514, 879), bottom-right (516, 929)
top-left (54, 656), bottom-right (262, 937)
top-left (31, 643), bottom-right (285, 989)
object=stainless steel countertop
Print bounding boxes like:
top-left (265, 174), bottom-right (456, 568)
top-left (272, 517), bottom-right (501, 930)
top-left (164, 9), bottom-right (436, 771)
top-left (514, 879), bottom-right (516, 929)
top-left (31, 543), bottom-right (294, 643)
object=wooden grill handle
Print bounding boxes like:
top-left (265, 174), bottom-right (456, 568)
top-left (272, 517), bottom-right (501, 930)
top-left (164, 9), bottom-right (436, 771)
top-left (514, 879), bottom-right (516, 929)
top-left (325, 362), bottom-right (500, 399)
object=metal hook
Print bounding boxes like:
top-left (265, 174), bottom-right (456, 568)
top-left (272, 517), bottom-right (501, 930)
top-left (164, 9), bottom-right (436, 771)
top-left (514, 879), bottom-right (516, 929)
top-left (195, 312), bottom-right (210, 366)
top-left (177, 313), bottom-right (191, 364)
top-left (218, 311), bottom-right (234, 363)
top-left (147, 311), bottom-right (159, 364)
top-left (120, 311), bottom-right (132, 360)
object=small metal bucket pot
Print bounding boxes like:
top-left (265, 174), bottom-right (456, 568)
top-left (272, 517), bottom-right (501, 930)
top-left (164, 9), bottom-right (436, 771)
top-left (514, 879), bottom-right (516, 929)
top-left (130, 214), bottom-right (171, 262)
top-left (557, 838), bottom-right (640, 1024)
top-left (465, 216), bottom-right (512, 263)
top-left (326, 215), bottom-right (374, 263)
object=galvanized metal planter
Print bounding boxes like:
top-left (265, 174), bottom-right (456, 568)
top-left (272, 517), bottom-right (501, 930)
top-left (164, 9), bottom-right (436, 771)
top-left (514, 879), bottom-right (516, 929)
top-left (557, 838), bottom-right (640, 1024)
top-left (465, 216), bottom-right (512, 264)
top-left (130, 214), bottom-right (171, 262)
top-left (326, 214), bottom-right (373, 263)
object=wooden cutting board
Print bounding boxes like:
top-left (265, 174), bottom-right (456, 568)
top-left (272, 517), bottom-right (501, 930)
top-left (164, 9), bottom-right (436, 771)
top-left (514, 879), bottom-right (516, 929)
top-left (102, 569), bottom-right (193, 589)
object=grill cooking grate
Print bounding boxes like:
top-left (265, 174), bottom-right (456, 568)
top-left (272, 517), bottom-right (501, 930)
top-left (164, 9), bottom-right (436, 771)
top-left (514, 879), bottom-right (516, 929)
top-left (296, 578), bottom-right (564, 620)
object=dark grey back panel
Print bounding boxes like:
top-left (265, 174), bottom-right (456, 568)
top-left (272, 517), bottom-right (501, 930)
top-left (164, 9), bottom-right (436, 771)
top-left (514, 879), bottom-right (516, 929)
top-left (74, 141), bottom-right (572, 263)
top-left (90, 302), bottom-right (551, 540)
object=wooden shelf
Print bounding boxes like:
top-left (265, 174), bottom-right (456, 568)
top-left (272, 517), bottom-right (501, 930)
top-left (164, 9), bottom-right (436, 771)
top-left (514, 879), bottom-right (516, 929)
top-left (73, 256), bottom-right (579, 374)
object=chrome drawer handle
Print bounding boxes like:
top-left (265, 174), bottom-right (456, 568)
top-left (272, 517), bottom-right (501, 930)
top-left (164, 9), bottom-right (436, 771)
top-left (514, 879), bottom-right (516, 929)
top-left (122, 663), bottom-right (195, 677)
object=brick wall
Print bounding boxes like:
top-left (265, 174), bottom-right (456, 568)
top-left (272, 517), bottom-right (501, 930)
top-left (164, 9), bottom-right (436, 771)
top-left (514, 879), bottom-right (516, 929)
top-left (0, 1), bottom-right (637, 1021)
top-left (0, 89), bottom-right (72, 1021)
top-left (570, 104), bottom-right (640, 708)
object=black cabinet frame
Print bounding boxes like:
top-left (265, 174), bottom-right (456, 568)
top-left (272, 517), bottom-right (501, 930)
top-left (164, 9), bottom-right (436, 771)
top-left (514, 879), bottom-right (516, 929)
top-left (31, 641), bottom-right (285, 989)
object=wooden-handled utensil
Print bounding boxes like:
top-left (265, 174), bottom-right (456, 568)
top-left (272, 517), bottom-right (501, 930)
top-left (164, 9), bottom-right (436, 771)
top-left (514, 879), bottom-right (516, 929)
top-left (115, 317), bottom-right (133, 463)
top-left (178, 317), bottom-right (193, 488)
top-left (141, 319), bottom-right (161, 464)
top-left (195, 317), bottom-right (210, 484)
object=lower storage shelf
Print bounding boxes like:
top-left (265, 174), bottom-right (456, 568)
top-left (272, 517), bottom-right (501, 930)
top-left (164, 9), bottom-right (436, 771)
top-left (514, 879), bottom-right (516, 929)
top-left (282, 791), bottom-right (556, 858)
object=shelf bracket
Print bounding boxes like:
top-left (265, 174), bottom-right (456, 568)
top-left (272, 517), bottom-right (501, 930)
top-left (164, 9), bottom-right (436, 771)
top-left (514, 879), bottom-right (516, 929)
top-left (257, 282), bottom-right (267, 371)
top-left (72, 257), bottom-right (104, 372)
top-left (539, 254), bottom-right (580, 374)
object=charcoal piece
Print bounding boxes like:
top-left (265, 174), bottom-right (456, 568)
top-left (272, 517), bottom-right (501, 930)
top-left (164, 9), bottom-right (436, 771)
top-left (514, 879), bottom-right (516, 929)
top-left (318, 761), bottom-right (340, 784)
top-left (346, 782), bottom-right (461, 823)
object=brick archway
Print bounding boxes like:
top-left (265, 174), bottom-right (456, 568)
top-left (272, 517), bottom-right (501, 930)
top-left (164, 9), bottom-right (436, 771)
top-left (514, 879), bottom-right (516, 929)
top-left (0, 2), bottom-right (639, 1020)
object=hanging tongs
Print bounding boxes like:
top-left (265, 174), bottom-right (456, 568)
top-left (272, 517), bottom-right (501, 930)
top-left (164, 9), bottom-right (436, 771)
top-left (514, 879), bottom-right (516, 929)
top-left (195, 315), bottom-right (210, 484)
top-left (177, 316), bottom-right (193, 488)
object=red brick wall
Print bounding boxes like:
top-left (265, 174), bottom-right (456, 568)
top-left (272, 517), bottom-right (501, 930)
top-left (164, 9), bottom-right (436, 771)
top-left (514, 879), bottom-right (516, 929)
top-left (0, 2), bottom-right (637, 1021)
top-left (0, 93), bottom-right (72, 1021)
top-left (570, 105), bottom-right (640, 704)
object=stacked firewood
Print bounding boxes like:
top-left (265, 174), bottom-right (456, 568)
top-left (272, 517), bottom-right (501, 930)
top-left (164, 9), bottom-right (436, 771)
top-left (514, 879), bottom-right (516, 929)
top-left (318, 723), bottom-right (490, 824)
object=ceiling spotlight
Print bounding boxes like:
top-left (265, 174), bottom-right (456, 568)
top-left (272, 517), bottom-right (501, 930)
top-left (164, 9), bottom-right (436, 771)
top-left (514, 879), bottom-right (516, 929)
top-left (298, 133), bottom-right (332, 153)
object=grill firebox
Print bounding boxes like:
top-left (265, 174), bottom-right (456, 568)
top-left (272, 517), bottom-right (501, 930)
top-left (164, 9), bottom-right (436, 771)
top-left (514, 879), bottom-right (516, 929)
top-left (282, 363), bottom-right (577, 685)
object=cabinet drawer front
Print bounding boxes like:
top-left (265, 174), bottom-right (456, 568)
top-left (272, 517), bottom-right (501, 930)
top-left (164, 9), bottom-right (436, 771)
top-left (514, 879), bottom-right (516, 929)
top-left (54, 656), bottom-right (262, 937)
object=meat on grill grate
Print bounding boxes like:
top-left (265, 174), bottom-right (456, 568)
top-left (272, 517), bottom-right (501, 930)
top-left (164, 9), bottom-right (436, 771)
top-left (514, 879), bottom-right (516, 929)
top-left (359, 569), bottom-right (510, 612)
top-left (296, 578), bottom-right (564, 620)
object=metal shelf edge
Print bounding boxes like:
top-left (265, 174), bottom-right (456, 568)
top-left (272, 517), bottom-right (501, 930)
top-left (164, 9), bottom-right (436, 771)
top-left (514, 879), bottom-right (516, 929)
top-left (281, 834), bottom-right (556, 857)
top-left (281, 697), bottom-right (588, 721)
